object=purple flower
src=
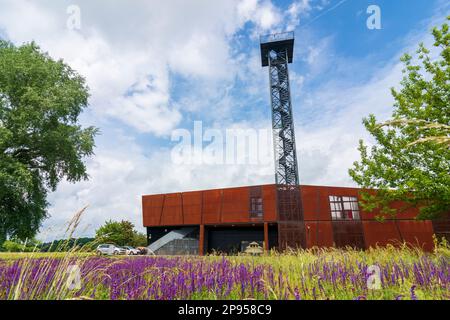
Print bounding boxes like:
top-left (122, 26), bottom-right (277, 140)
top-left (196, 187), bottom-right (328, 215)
top-left (294, 287), bottom-right (301, 300)
top-left (0, 252), bottom-right (448, 300)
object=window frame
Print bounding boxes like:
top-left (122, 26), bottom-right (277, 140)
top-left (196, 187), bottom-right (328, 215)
top-left (250, 197), bottom-right (263, 218)
top-left (328, 195), bottom-right (360, 221)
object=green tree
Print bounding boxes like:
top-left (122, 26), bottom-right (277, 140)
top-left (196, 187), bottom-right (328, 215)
top-left (132, 232), bottom-right (148, 247)
top-left (349, 17), bottom-right (450, 220)
top-left (0, 41), bottom-right (98, 243)
top-left (95, 220), bottom-right (145, 247)
top-left (40, 237), bottom-right (95, 252)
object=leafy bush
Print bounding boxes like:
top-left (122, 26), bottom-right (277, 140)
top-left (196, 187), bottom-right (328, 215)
top-left (2, 240), bottom-right (34, 252)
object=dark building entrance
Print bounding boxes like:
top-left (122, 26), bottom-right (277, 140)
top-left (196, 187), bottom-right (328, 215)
top-left (205, 225), bottom-right (278, 254)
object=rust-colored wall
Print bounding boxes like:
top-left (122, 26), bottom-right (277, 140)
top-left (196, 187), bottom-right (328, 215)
top-left (142, 184), bottom-right (444, 252)
top-left (300, 185), bottom-right (421, 221)
top-left (299, 185), bottom-right (435, 251)
top-left (362, 220), bottom-right (434, 251)
top-left (360, 200), bottom-right (420, 220)
top-left (389, 200), bottom-right (420, 219)
top-left (262, 185), bottom-right (277, 221)
top-left (142, 194), bottom-right (164, 226)
top-left (182, 191), bottom-right (202, 225)
top-left (332, 221), bottom-right (365, 249)
top-left (199, 224), bottom-right (205, 256)
top-left (278, 222), bottom-right (305, 250)
top-left (301, 185), bottom-right (338, 220)
top-left (160, 193), bottom-right (183, 225)
top-left (362, 221), bottom-right (402, 247)
top-left (221, 187), bottom-right (250, 223)
top-left (201, 189), bottom-right (221, 224)
top-left (304, 221), bottom-right (334, 248)
top-left (301, 185), bottom-right (367, 221)
top-left (143, 185), bottom-right (278, 227)
top-left (397, 220), bottom-right (434, 251)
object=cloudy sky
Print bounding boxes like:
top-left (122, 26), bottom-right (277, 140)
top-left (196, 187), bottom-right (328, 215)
top-left (0, 0), bottom-right (448, 240)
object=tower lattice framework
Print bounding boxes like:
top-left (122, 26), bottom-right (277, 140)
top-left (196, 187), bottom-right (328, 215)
top-left (260, 32), bottom-right (305, 249)
top-left (260, 32), bottom-right (299, 186)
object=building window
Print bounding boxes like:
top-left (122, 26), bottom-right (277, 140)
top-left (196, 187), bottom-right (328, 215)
top-left (329, 196), bottom-right (360, 220)
top-left (249, 186), bottom-right (263, 218)
top-left (250, 197), bottom-right (263, 218)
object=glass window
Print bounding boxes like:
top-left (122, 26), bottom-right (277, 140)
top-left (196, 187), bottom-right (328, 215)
top-left (250, 197), bottom-right (263, 218)
top-left (329, 195), bottom-right (360, 221)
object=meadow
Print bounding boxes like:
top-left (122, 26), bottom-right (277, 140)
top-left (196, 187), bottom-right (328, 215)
top-left (0, 240), bottom-right (448, 300)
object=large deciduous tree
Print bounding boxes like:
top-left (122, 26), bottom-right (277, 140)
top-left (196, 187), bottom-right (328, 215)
top-left (349, 17), bottom-right (450, 220)
top-left (0, 41), bottom-right (98, 243)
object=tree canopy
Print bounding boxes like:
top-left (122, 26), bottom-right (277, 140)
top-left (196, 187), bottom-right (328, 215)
top-left (349, 17), bottom-right (450, 220)
top-left (0, 41), bottom-right (98, 243)
top-left (39, 237), bottom-right (95, 252)
top-left (95, 220), bottom-right (147, 247)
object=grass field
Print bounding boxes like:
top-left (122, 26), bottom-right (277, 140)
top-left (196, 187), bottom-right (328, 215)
top-left (0, 242), bottom-right (449, 300)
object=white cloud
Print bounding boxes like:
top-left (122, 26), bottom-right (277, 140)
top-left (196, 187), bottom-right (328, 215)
top-left (0, 0), bottom-right (286, 239)
top-left (238, 0), bottom-right (282, 33)
top-left (296, 60), bottom-right (411, 187)
top-left (168, 32), bottom-right (232, 79)
top-left (0, 0), bottom-right (325, 136)
top-left (43, 120), bottom-right (275, 239)
top-left (0, 0), bottom-right (260, 134)
top-left (286, 0), bottom-right (312, 30)
top-left (0, 0), bottom-right (445, 240)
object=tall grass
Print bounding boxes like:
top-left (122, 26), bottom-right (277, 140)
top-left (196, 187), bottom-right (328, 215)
top-left (0, 243), bottom-right (448, 300)
top-left (0, 208), bottom-right (448, 300)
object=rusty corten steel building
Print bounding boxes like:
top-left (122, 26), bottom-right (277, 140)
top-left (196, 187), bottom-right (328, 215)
top-left (141, 32), bottom-right (449, 255)
top-left (142, 184), bottom-right (448, 254)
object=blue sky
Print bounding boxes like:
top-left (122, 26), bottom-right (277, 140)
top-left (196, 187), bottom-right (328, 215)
top-left (0, 0), bottom-right (448, 239)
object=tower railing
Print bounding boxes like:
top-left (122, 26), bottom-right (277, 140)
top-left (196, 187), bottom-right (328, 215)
top-left (260, 31), bottom-right (294, 44)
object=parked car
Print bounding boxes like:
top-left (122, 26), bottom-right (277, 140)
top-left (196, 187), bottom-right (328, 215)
top-left (123, 246), bottom-right (140, 255)
top-left (96, 244), bottom-right (126, 255)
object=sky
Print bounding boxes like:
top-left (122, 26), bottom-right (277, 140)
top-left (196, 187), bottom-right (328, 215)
top-left (0, 0), bottom-right (448, 240)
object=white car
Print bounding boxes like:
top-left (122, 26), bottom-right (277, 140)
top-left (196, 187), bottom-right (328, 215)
top-left (123, 246), bottom-right (140, 255)
top-left (96, 244), bottom-right (126, 255)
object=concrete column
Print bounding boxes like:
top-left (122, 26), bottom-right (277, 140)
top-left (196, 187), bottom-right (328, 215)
top-left (264, 222), bottom-right (269, 251)
top-left (199, 224), bottom-right (205, 256)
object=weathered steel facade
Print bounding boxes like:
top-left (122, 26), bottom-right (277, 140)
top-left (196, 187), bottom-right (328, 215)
top-left (142, 33), bottom-right (449, 255)
top-left (143, 184), bottom-right (447, 254)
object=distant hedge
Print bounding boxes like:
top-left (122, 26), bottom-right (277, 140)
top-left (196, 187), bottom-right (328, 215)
top-left (39, 237), bottom-right (96, 252)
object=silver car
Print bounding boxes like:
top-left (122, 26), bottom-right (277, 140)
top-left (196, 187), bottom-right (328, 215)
top-left (123, 246), bottom-right (140, 255)
top-left (96, 244), bottom-right (126, 255)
